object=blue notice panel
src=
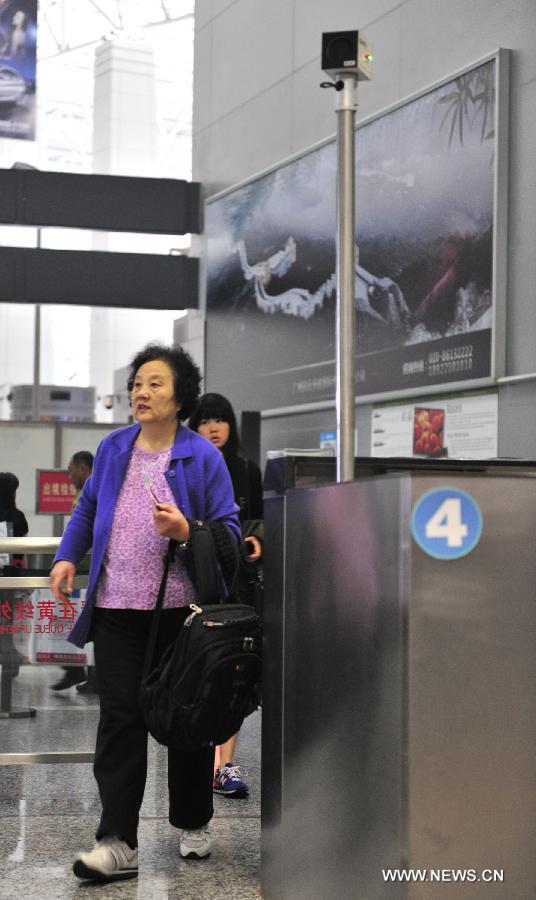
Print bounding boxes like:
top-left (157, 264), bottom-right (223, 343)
top-left (320, 430), bottom-right (336, 445)
top-left (412, 487), bottom-right (483, 560)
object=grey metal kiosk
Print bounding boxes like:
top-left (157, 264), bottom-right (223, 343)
top-left (261, 457), bottom-right (536, 900)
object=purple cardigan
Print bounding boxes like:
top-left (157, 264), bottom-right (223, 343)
top-left (54, 423), bottom-right (240, 648)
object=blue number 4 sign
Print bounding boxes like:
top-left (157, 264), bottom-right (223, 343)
top-left (412, 487), bottom-right (483, 560)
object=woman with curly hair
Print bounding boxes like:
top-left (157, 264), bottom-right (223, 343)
top-left (50, 343), bottom-right (240, 883)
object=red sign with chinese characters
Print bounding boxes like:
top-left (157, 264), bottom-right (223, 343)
top-left (36, 470), bottom-right (77, 514)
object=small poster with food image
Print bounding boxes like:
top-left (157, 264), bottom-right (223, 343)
top-left (413, 407), bottom-right (446, 457)
top-left (371, 392), bottom-right (498, 459)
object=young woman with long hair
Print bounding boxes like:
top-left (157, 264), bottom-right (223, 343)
top-left (189, 393), bottom-right (263, 798)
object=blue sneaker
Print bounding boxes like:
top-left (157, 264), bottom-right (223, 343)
top-left (213, 763), bottom-right (249, 797)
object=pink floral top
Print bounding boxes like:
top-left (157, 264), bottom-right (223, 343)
top-left (95, 444), bottom-right (197, 610)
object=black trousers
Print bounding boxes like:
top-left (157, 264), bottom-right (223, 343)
top-left (92, 607), bottom-right (215, 848)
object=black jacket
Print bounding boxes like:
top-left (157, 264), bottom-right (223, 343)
top-left (224, 454), bottom-right (263, 523)
top-left (0, 507), bottom-right (28, 567)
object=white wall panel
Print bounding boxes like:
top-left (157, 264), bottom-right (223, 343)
top-left (195, 0), bottom-right (212, 31)
top-left (210, 0), bottom-right (293, 120)
top-left (499, 383), bottom-right (536, 459)
top-left (192, 130), bottom-right (213, 192)
top-left (0, 306), bottom-right (35, 388)
top-left (0, 424), bottom-right (55, 538)
top-left (217, 77), bottom-right (293, 183)
top-left (212, 0), bottom-right (241, 19)
top-left (397, 0), bottom-right (536, 97)
top-left (61, 425), bottom-right (116, 466)
top-left (290, 60), bottom-right (334, 156)
top-left (196, 77), bottom-right (293, 191)
top-left (504, 77), bottom-right (536, 373)
top-left (192, 24), bottom-right (213, 134)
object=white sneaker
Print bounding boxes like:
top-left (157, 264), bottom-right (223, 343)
top-left (179, 826), bottom-right (212, 859)
top-left (73, 836), bottom-right (138, 881)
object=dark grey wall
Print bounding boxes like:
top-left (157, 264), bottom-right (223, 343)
top-left (498, 382), bottom-right (536, 460)
top-left (260, 404), bottom-right (372, 463)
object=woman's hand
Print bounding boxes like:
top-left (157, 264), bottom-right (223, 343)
top-left (50, 560), bottom-right (76, 601)
top-left (152, 502), bottom-right (191, 543)
top-left (244, 535), bottom-right (262, 561)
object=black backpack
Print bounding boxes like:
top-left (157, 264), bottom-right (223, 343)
top-left (140, 523), bottom-right (262, 751)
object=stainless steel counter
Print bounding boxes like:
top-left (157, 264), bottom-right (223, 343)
top-left (261, 460), bottom-right (536, 899)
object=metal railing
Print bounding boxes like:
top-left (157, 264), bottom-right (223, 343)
top-left (0, 537), bottom-right (88, 588)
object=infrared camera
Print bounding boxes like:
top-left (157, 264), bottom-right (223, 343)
top-left (321, 30), bottom-right (373, 81)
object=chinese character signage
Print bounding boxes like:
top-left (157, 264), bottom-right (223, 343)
top-left (1, 589), bottom-right (92, 664)
top-left (31, 589), bottom-right (92, 664)
top-left (205, 53), bottom-right (507, 409)
top-left (0, 0), bottom-right (38, 141)
top-left (36, 469), bottom-right (77, 514)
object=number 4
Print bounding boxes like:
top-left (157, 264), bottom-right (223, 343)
top-left (425, 498), bottom-right (468, 547)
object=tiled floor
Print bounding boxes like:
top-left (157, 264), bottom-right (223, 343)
top-left (0, 666), bottom-right (261, 899)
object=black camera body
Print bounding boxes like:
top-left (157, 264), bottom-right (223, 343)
top-left (321, 30), bottom-right (373, 81)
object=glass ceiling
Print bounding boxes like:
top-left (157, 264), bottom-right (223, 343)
top-left (0, 0), bottom-right (194, 176)
top-left (0, 0), bottom-right (196, 403)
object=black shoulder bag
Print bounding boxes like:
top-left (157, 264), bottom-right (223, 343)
top-left (140, 521), bottom-right (262, 751)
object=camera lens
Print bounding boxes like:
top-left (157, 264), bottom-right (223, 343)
top-left (326, 36), bottom-right (356, 67)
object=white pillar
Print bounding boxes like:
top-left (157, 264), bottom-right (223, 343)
top-left (90, 38), bottom-right (165, 421)
top-left (92, 37), bottom-right (157, 178)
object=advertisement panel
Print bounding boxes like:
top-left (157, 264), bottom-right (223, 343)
top-left (27, 589), bottom-right (93, 665)
top-left (371, 390), bottom-right (498, 459)
top-left (1, 589), bottom-right (93, 666)
top-left (205, 52), bottom-right (507, 412)
top-left (0, 0), bottom-right (37, 141)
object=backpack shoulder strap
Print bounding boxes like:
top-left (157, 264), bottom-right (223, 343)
top-left (188, 520), bottom-right (225, 604)
top-left (206, 521), bottom-right (239, 590)
top-left (142, 539), bottom-right (177, 682)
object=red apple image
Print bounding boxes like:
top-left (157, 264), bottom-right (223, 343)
top-left (413, 407), bottom-right (446, 457)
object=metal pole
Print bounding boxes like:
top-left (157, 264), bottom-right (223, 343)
top-left (32, 227), bottom-right (42, 422)
top-left (32, 305), bottom-right (41, 421)
top-left (335, 74), bottom-right (358, 483)
top-left (53, 421), bottom-right (64, 538)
